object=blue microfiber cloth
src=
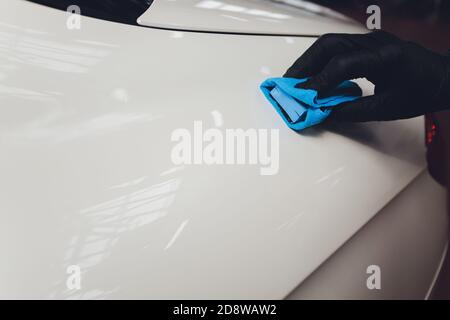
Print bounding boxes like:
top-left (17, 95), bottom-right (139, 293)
top-left (260, 77), bottom-right (362, 131)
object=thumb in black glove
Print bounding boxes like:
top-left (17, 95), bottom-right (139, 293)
top-left (284, 31), bottom-right (450, 122)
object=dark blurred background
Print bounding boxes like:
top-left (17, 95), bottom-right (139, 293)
top-left (310, 0), bottom-right (450, 300)
top-left (313, 0), bottom-right (450, 52)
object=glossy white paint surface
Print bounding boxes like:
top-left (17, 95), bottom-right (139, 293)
top-left (0, 0), bottom-right (444, 299)
top-left (288, 171), bottom-right (448, 299)
top-left (138, 0), bottom-right (364, 35)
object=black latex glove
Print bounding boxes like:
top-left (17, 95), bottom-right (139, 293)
top-left (284, 31), bottom-right (450, 122)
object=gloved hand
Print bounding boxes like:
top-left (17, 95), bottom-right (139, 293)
top-left (284, 31), bottom-right (450, 122)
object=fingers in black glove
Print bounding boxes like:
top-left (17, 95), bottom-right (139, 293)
top-left (284, 31), bottom-right (399, 79)
top-left (284, 31), bottom-right (450, 122)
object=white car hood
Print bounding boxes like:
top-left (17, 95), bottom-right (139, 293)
top-left (0, 0), bottom-right (425, 299)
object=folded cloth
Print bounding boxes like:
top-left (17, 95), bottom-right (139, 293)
top-left (260, 77), bottom-right (362, 131)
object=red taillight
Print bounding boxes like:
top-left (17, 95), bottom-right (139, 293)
top-left (425, 114), bottom-right (437, 146)
top-left (425, 113), bottom-right (446, 186)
